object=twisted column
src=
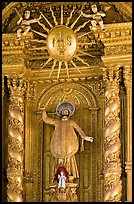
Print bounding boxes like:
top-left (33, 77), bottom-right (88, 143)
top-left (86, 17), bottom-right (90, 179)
top-left (102, 67), bottom-right (122, 202)
top-left (7, 78), bottom-right (26, 202)
top-left (124, 65), bottom-right (132, 202)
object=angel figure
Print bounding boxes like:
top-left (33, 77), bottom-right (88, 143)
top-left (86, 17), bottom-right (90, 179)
top-left (81, 4), bottom-right (106, 30)
top-left (42, 102), bottom-right (93, 180)
top-left (16, 9), bottom-right (42, 40)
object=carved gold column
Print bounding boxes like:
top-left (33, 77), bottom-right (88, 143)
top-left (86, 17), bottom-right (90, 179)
top-left (7, 77), bottom-right (26, 202)
top-left (102, 67), bottom-right (122, 202)
top-left (124, 65), bottom-right (132, 202)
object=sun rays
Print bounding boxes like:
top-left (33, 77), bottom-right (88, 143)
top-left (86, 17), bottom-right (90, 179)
top-left (32, 3), bottom-right (94, 79)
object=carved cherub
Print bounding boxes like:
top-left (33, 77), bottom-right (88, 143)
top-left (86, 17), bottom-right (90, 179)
top-left (81, 4), bottom-right (106, 31)
top-left (16, 9), bottom-right (42, 40)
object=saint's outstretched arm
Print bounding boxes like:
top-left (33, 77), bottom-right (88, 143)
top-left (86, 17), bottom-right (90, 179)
top-left (42, 110), bottom-right (56, 126)
top-left (73, 121), bottom-right (93, 151)
top-left (73, 122), bottom-right (93, 142)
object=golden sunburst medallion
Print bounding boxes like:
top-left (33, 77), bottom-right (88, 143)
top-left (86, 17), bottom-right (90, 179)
top-left (47, 25), bottom-right (77, 62)
top-left (32, 3), bottom-right (96, 79)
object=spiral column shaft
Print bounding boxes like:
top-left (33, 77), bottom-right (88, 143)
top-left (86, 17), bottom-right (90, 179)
top-left (7, 78), bottom-right (26, 202)
top-left (103, 67), bottom-right (122, 202)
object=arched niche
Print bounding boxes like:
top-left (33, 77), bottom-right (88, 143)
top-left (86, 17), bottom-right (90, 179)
top-left (36, 82), bottom-right (102, 202)
top-left (38, 82), bottom-right (98, 112)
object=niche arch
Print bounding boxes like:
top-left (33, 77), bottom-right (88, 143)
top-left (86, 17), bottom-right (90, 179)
top-left (38, 82), bottom-right (98, 111)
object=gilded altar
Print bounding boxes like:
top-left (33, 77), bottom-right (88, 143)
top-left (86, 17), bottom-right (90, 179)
top-left (2, 2), bottom-right (132, 202)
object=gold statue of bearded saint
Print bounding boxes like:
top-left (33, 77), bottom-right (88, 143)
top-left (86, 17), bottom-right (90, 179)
top-left (42, 102), bottom-right (93, 179)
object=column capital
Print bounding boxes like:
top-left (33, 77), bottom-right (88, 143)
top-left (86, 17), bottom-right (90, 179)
top-left (102, 65), bottom-right (120, 86)
top-left (124, 65), bottom-right (132, 88)
top-left (7, 77), bottom-right (27, 96)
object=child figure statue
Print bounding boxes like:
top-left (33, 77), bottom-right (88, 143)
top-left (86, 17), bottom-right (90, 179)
top-left (58, 171), bottom-right (66, 189)
top-left (16, 9), bottom-right (42, 40)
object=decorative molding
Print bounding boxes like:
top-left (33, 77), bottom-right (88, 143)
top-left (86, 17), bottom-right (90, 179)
top-left (2, 54), bottom-right (25, 65)
top-left (2, 33), bottom-right (33, 50)
top-left (104, 44), bottom-right (131, 56)
top-left (94, 22), bottom-right (132, 39)
top-left (101, 54), bottom-right (132, 67)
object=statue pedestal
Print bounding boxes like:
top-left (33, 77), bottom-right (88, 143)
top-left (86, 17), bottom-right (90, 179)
top-left (49, 183), bottom-right (78, 202)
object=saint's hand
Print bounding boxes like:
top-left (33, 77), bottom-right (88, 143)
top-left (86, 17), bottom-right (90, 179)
top-left (85, 136), bottom-right (93, 142)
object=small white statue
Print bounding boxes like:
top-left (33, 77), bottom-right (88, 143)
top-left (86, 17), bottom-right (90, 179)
top-left (58, 171), bottom-right (66, 189)
top-left (16, 9), bottom-right (42, 40)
